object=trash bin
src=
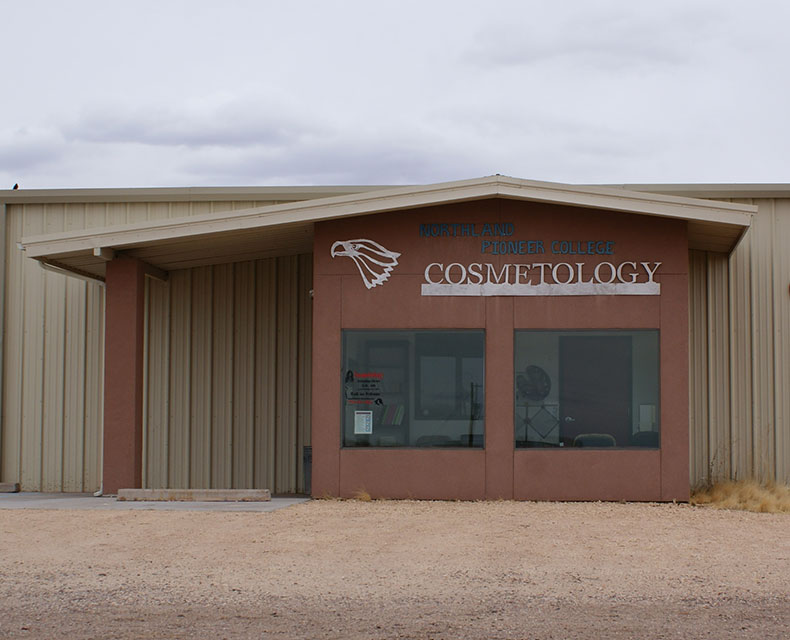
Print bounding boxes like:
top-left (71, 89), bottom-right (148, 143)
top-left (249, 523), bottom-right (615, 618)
top-left (303, 446), bottom-right (312, 496)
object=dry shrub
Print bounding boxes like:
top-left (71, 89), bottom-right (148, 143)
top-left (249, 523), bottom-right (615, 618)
top-left (352, 488), bottom-right (372, 502)
top-left (691, 479), bottom-right (790, 514)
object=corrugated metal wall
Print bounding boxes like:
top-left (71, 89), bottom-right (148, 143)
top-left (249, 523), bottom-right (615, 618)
top-left (143, 255), bottom-right (312, 493)
top-left (2, 203), bottom-right (107, 491)
top-left (689, 198), bottom-right (790, 486)
top-left (1, 199), bottom-right (304, 492)
top-left (4, 194), bottom-right (789, 493)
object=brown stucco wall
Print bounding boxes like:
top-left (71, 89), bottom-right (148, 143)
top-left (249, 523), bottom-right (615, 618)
top-left (312, 198), bottom-right (689, 501)
top-left (103, 256), bottom-right (146, 494)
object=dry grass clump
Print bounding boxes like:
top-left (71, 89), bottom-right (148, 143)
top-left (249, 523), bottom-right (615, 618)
top-left (351, 488), bottom-right (373, 502)
top-left (691, 479), bottom-right (790, 513)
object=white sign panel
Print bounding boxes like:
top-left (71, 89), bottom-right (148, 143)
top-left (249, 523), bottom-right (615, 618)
top-left (354, 410), bottom-right (373, 435)
top-left (421, 261), bottom-right (661, 297)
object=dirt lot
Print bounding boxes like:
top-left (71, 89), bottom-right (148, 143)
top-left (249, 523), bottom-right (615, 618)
top-left (1, 500), bottom-right (788, 639)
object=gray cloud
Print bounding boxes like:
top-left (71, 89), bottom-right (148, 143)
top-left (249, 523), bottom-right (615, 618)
top-left (0, 127), bottom-right (65, 172)
top-left (465, 5), bottom-right (724, 71)
top-left (54, 98), bottom-right (480, 185)
top-left (63, 98), bottom-right (317, 149)
top-left (178, 134), bottom-right (484, 186)
top-left (3, 1), bottom-right (790, 188)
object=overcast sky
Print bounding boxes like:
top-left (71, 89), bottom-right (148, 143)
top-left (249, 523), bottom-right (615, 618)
top-left (2, 1), bottom-right (789, 189)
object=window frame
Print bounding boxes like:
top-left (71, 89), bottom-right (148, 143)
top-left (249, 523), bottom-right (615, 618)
top-left (341, 329), bottom-right (486, 449)
top-left (513, 329), bottom-right (660, 450)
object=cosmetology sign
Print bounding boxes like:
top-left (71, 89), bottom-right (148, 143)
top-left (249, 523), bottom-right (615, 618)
top-left (331, 222), bottom-right (662, 296)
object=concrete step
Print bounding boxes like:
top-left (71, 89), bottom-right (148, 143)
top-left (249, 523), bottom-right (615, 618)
top-left (117, 488), bottom-right (271, 502)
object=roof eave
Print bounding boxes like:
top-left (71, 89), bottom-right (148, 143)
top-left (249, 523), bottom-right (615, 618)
top-left (18, 176), bottom-right (755, 278)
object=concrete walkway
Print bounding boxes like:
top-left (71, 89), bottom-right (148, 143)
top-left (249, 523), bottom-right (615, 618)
top-left (0, 492), bottom-right (309, 512)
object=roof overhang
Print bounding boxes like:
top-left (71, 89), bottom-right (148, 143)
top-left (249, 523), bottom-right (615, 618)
top-left (18, 175), bottom-right (755, 280)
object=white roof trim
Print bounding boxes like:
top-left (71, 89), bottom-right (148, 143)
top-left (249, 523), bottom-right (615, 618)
top-left (20, 176), bottom-right (755, 262)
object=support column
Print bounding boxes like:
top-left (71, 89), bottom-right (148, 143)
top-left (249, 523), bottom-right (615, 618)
top-left (485, 296), bottom-right (515, 499)
top-left (102, 256), bottom-right (146, 494)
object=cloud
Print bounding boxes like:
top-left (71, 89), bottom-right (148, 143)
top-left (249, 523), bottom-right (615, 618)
top-left (464, 4), bottom-right (724, 71)
top-left (62, 96), bottom-right (318, 149)
top-left (178, 132), bottom-right (484, 186)
top-left (0, 126), bottom-right (65, 172)
top-left (50, 96), bottom-right (480, 185)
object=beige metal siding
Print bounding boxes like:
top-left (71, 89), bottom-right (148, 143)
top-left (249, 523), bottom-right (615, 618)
top-left (5, 192), bottom-right (788, 493)
top-left (2, 200), bottom-right (283, 491)
top-left (748, 200), bottom-right (776, 480)
top-left (772, 200), bottom-right (790, 482)
top-left (689, 198), bottom-right (790, 486)
top-left (706, 254), bottom-right (731, 480)
top-left (728, 226), bottom-right (753, 481)
top-left (2, 204), bottom-right (105, 491)
top-left (688, 250), bottom-right (709, 484)
top-left (143, 255), bottom-right (312, 493)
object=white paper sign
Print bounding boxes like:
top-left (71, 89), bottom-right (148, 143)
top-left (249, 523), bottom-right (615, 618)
top-left (354, 411), bottom-right (373, 434)
top-left (639, 404), bottom-right (656, 430)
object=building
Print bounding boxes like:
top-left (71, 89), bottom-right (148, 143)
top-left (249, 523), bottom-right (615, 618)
top-left (2, 176), bottom-right (788, 500)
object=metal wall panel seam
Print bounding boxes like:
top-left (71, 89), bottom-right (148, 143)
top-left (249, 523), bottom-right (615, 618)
top-left (707, 254), bottom-right (731, 481)
top-left (168, 270), bottom-right (191, 488)
top-left (48, 273), bottom-right (67, 491)
top-left (772, 200), bottom-right (790, 482)
top-left (2, 208), bottom-right (25, 483)
top-left (743, 200), bottom-right (765, 480)
top-left (211, 264), bottom-right (234, 489)
top-left (21, 206), bottom-right (46, 490)
top-left (160, 278), bottom-right (172, 488)
top-left (62, 279), bottom-right (87, 491)
top-left (142, 278), bottom-right (150, 487)
top-left (0, 203), bottom-right (5, 478)
top-left (1, 207), bottom-right (22, 483)
top-left (161, 278), bottom-right (171, 488)
top-left (750, 200), bottom-right (776, 481)
top-left (190, 267), bottom-right (213, 488)
top-left (83, 283), bottom-right (104, 491)
top-left (275, 256), bottom-right (299, 492)
top-left (62, 204), bottom-right (88, 492)
top-left (286, 256), bottom-right (297, 493)
top-left (255, 259), bottom-right (278, 490)
top-left (765, 199), bottom-right (778, 480)
top-left (697, 252), bottom-right (709, 484)
top-left (145, 277), bottom-right (170, 489)
top-left (728, 212), bottom-right (752, 480)
top-left (232, 261), bottom-right (255, 489)
top-left (688, 250), bottom-right (709, 485)
top-left (41, 206), bottom-right (67, 491)
top-left (145, 279), bottom-right (155, 488)
top-left (297, 253), bottom-right (313, 492)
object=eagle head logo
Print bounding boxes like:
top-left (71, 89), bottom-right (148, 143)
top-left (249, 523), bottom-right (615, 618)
top-left (331, 238), bottom-right (401, 289)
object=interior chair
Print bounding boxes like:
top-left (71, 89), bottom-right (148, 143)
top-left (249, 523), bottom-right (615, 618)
top-left (457, 434), bottom-right (484, 447)
top-left (572, 433), bottom-right (617, 447)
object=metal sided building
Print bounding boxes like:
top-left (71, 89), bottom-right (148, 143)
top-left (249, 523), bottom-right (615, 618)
top-left (2, 176), bottom-right (788, 500)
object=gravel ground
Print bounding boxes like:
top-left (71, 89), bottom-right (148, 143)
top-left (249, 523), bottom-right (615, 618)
top-left (1, 500), bottom-right (788, 639)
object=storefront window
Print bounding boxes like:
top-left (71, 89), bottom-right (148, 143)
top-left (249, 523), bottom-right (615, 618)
top-left (342, 331), bottom-right (485, 447)
top-left (514, 330), bottom-right (659, 448)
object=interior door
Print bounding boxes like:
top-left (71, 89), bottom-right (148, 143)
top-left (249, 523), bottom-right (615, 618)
top-left (559, 336), bottom-right (632, 446)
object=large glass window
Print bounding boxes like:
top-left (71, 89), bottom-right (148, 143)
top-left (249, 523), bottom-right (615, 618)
top-left (514, 330), bottom-right (659, 449)
top-left (342, 331), bottom-right (485, 447)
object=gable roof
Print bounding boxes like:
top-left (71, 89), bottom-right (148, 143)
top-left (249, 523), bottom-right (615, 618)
top-left (18, 175), bottom-right (755, 280)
